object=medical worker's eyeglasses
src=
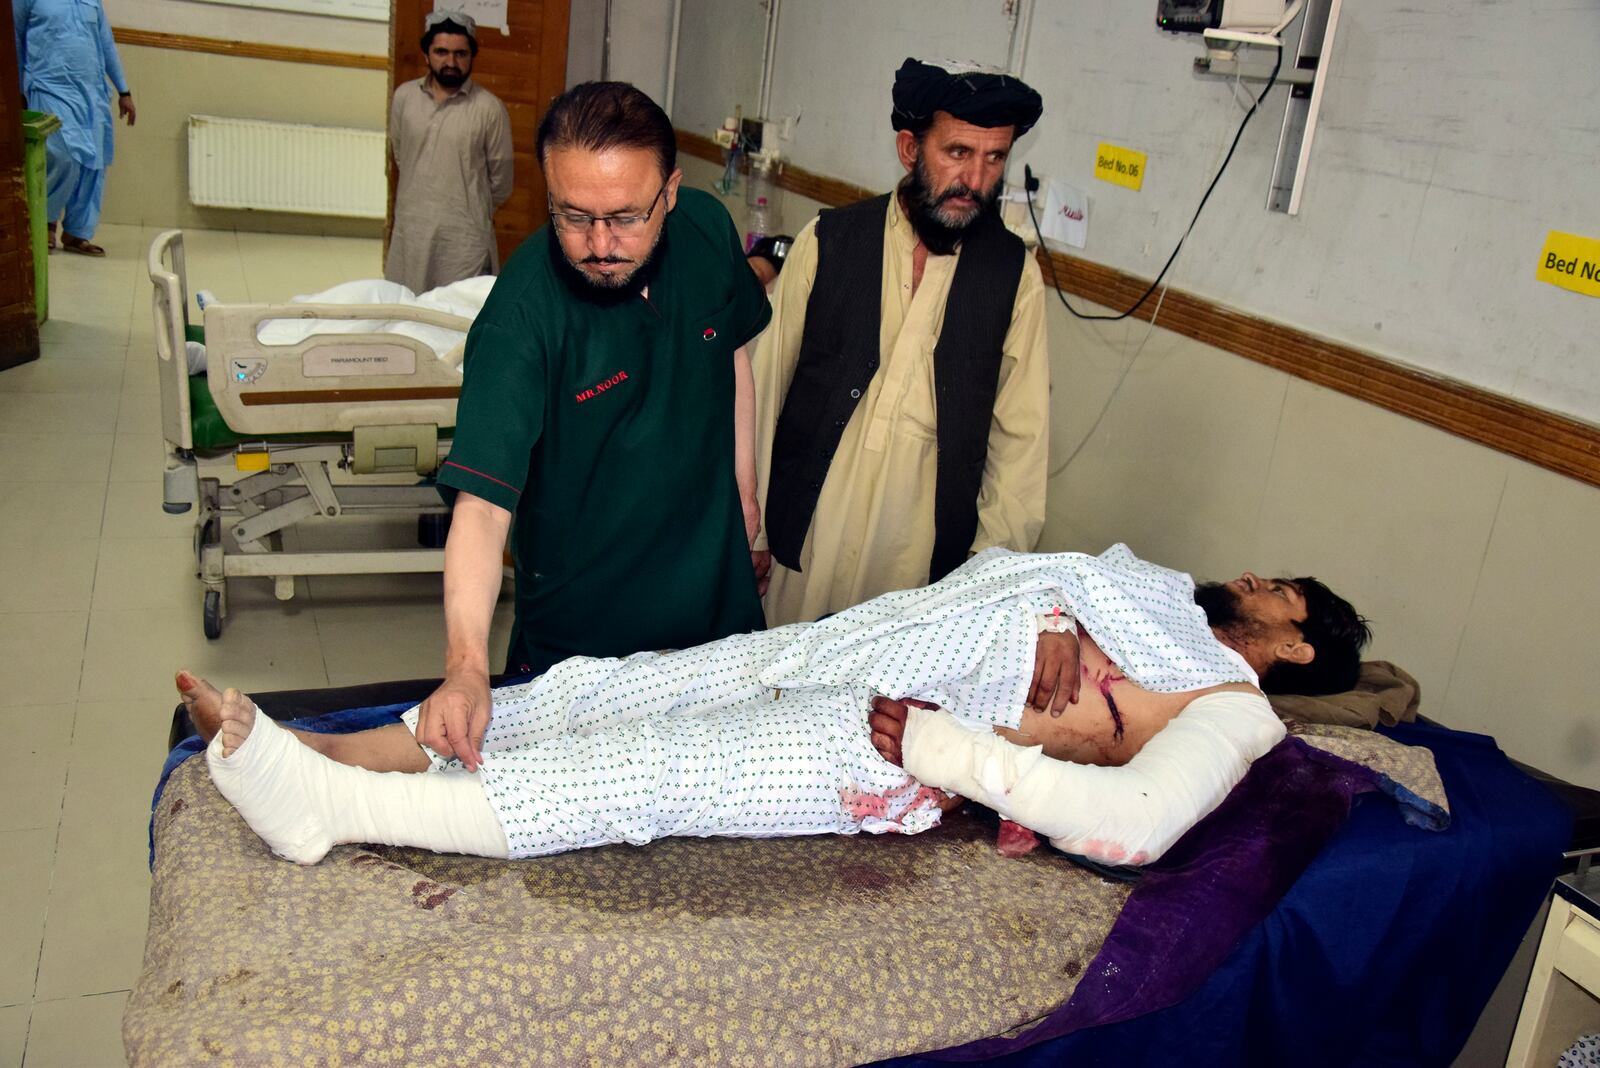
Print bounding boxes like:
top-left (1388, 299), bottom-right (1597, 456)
top-left (548, 183), bottom-right (668, 236)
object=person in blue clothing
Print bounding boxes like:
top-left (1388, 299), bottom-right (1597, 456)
top-left (12, 0), bottom-right (135, 256)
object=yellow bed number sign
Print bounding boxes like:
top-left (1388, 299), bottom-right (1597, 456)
top-left (1536, 231), bottom-right (1600, 298)
top-left (1095, 143), bottom-right (1147, 191)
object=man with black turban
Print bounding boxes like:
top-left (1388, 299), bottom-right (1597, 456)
top-left (751, 58), bottom-right (1050, 626)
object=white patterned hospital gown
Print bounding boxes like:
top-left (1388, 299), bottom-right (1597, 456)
top-left (402, 546), bottom-right (1256, 859)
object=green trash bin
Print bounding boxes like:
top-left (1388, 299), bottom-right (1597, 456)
top-left (21, 109), bottom-right (62, 324)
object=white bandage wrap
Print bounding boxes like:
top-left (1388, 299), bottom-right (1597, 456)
top-left (900, 690), bottom-right (1285, 866)
top-left (207, 711), bottom-right (510, 864)
top-left (1034, 608), bottom-right (1076, 635)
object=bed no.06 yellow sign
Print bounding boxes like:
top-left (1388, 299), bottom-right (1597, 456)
top-left (1536, 231), bottom-right (1600, 298)
top-left (1095, 143), bottom-right (1147, 191)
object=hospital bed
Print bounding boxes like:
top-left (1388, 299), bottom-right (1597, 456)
top-left (148, 230), bottom-right (471, 637)
top-left (127, 670), bottom-right (1595, 1066)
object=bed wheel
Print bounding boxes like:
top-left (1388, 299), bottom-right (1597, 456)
top-left (203, 589), bottom-right (223, 640)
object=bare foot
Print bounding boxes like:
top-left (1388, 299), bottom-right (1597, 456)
top-left (215, 687), bottom-right (257, 758)
top-left (175, 670), bottom-right (228, 743)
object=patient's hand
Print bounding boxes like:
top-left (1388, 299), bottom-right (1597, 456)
top-left (869, 697), bottom-right (907, 765)
top-left (1029, 629), bottom-right (1081, 716)
top-left (871, 698), bottom-right (967, 814)
top-left (416, 668), bottom-right (492, 771)
top-left (868, 696), bottom-right (942, 766)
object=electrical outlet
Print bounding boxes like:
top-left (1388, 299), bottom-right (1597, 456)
top-left (740, 117), bottom-right (763, 153)
top-left (999, 197), bottom-right (1037, 247)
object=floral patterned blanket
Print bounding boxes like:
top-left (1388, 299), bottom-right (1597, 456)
top-left (127, 721), bottom-right (1444, 1066)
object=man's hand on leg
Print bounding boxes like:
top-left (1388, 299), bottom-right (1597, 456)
top-left (417, 668), bottom-right (492, 771)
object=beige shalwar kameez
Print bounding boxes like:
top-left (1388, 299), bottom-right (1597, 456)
top-left (385, 76), bottom-right (514, 293)
top-left (752, 194), bottom-right (1050, 626)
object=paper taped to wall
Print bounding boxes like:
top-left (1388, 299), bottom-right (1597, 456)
top-left (1041, 178), bottom-right (1089, 249)
top-left (1535, 231), bottom-right (1600, 298)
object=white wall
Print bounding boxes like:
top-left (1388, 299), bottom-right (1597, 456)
top-left (104, 0), bottom-right (387, 54)
top-left (766, 0), bottom-right (1014, 188)
top-left (564, 0), bottom-right (677, 105)
top-left (668, 0), bottom-right (765, 134)
top-left (1008, 1), bottom-right (1599, 424)
top-left (602, 0), bottom-right (674, 103)
top-left (668, 0), bottom-right (1600, 425)
top-left (98, 0), bottom-right (386, 234)
top-left (100, 45), bottom-right (388, 234)
top-left (565, 0), bottom-right (606, 86)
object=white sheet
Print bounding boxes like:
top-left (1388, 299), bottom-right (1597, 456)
top-left (252, 276), bottom-right (495, 362)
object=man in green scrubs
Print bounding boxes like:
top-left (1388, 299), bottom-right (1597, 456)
top-left (417, 82), bottom-right (772, 769)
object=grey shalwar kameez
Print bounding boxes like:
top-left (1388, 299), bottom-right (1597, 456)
top-left (385, 76), bottom-right (514, 293)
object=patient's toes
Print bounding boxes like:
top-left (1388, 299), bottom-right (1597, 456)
top-left (176, 670), bottom-right (227, 743)
top-left (217, 687), bottom-right (258, 758)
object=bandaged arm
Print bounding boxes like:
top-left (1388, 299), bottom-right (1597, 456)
top-left (901, 690), bottom-right (1285, 865)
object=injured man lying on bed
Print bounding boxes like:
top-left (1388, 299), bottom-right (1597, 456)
top-left (178, 545), bottom-right (1370, 868)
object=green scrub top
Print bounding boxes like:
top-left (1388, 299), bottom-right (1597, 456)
top-left (439, 187), bottom-right (772, 676)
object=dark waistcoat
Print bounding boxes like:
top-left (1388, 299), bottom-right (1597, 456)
top-left (764, 192), bottom-right (1025, 583)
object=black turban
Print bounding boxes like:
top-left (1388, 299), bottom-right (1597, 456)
top-left (890, 58), bottom-right (1044, 139)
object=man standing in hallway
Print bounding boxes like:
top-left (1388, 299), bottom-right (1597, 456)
top-left (13, 0), bottom-right (135, 256)
top-left (385, 10), bottom-right (513, 293)
top-left (752, 58), bottom-right (1050, 625)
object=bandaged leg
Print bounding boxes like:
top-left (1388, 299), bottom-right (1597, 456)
top-left (206, 690), bottom-right (508, 865)
top-left (901, 689), bottom-right (1285, 865)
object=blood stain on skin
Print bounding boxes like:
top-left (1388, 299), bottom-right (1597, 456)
top-left (1098, 674), bottom-right (1127, 742)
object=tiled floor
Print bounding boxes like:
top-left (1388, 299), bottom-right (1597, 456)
top-left (0, 225), bottom-right (512, 1067)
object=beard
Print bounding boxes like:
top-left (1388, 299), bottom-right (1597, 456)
top-left (898, 155), bottom-right (1003, 256)
top-left (431, 63), bottom-right (470, 89)
top-left (1194, 581), bottom-right (1270, 646)
top-left (549, 221), bottom-right (667, 306)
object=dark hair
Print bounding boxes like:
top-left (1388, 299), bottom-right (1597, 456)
top-left (536, 81), bottom-right (676, 178)
top-left (1260, 576), bottom-right (1372, 696)
top-left (421, 20), bottom-right (478, 57)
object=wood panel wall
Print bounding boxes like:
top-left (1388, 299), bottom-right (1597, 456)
top-left (675, 129), bottom-right (1600, 490)
top-left (387, 0), bottom-right (570, 264)
top-left (0, 0), bottom-right (40, 370)
top-left (111, 28), bottom-right (385, 71)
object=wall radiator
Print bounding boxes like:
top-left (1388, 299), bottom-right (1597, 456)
top-left (187, 114), bottom-right (386, 219)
